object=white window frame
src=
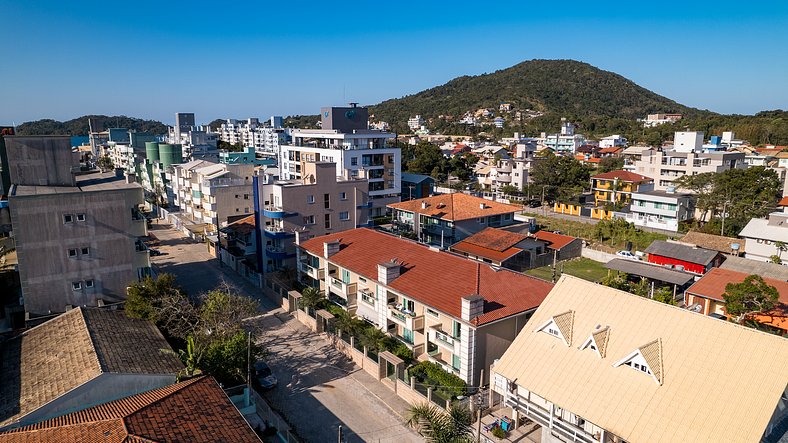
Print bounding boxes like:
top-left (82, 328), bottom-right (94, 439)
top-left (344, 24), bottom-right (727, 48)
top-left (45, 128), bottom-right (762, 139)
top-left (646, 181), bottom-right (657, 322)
top-left (339, 191), bottom-right (347, 200)
top-left (534, 318), bottom-right (569, 346)
top-left (81, 247), bottom-right (90, 256)
top-left (85, 279), bottom-right (94, 288)
top-left (68, 248), bottom-right (78, 258)
top-left (339, 211), bottom-right (350, 221)
top-left (307, 195), bottom-right (315, 204)
top-left (76, 213), bottom-right (86, 222)
top-left (72, 281), bottom-right (82, 291)
top-left (63, 214), bottom-right (74, 224)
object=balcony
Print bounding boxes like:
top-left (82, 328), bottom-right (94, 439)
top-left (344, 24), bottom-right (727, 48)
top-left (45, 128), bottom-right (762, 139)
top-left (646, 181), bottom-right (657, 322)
top-left (263, 225), bottom-right (294, 238)
top-left (494, 174), bottom-right (511, 183)
top-left (265, 245), bottom-right (289, 259)
top-left (298, 262), bottom-right (325, 280)
top-left (387, 303), bottom-right (425, 331)
top-left (427, 349), bottom-right (460, 375)
top-left (263, 205), bottom-right (286, 218)
top-left (357, 201), bottom-right (373, 209)
top-left (428, 324), bottom-right (457, 353)
top-left (329, 277), bottom-right (357, 300)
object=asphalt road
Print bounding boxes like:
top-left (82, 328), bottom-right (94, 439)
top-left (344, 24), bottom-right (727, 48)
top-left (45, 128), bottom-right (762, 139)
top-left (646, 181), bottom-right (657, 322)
top-left (148, 221), bottom-right (421, 443)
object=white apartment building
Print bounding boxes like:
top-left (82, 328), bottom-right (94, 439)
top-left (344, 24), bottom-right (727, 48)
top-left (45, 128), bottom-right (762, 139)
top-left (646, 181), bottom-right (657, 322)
top-left (633, 149), bottom-right (745, 191)
top-left (615, 189), bottom-right (695, 232)
top-left (672, 131), bottom-right (704, 153)
top-left (537, 120), bottom-right (586, 154)
top-left (217, 116), bottom-right (288, 155)
top-left (642, 113), bottom-right (682, 127)
top-left (492, 275), bottom-right (788, 443)
top-left (280, 106), bottom-right (400, 217)
top-left (739, 203), bottom-right (788, 263)
top-left (297, 228), bottom-right (554, 385)
top-left (169, 160), bottom-right (255, 233)
top-left (407, 115), bottom-right (425, 131)
top-left (598, 134), bottom-right (628, 148)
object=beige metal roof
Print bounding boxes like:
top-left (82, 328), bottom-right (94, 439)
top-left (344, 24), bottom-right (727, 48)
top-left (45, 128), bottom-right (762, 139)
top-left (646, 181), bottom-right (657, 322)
top-left (494, 275), bottom-right (788, 443)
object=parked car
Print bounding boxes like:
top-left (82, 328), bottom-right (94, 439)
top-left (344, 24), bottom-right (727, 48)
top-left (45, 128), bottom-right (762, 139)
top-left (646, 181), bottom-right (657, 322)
top-left (148, 248), bottom-right (163, 256)
top-left (253, 361), bottom-right (278, 391)
top-left (528, 200), bottom-right (542, 208)
top-left (616, 250), bottom-right (638, 260)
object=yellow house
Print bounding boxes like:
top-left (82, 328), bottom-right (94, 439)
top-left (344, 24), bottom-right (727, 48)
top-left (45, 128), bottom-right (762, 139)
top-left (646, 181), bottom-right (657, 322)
top-left (591, 170), bottom-right (653, 207)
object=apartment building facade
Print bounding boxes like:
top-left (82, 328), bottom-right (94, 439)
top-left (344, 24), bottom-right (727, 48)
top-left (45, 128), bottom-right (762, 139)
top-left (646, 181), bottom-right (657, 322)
top-left (633, 149), bottom-right (745, 191)
top-left (255, 161), bottom-right (370, 272)
top-left (590, 170), bottom-right (653, 207)
top-left (389, 193), bottom-right (520, 247)
top-left (492, 275), bottom-right (788, 443)
top-left (6, 136), bottom-right (150, 319)
top-left (169, 160), bottom-right (255, 232)
top-left (280, 106), bottom-right (400, 217)
top-left (615, 189), bottom-right (695, 232)
top-left (297, 228), bottom-right (553, 386)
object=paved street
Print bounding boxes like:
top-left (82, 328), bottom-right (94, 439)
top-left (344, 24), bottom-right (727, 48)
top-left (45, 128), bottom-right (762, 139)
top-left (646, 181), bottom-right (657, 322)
top-left (148, 221), bottom-right (421, 443)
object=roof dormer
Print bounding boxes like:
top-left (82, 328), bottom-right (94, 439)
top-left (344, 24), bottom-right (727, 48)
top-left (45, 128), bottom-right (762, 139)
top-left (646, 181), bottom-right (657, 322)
top-left (579, 325), bottom-right (610, 358)
top-left (534, 310), bottom-right (574, 346)
top-left (613, 339), bottom-right (663, 385)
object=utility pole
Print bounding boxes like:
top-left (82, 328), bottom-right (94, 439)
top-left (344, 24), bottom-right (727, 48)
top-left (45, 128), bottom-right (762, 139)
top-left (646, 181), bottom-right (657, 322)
top-left (246, 331), bottom-right (252, 407)
top-left (338, 425), bottom-right (343, 443)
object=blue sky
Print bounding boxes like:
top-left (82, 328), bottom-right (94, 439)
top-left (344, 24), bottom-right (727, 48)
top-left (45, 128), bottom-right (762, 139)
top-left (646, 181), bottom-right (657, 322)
top-left (1, 0), bottom-right (787, 125)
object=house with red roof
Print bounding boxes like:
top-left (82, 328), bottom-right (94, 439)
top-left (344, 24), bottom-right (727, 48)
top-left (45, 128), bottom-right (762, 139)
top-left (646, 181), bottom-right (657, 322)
top-left (685, 267), bottom-right (788, 334)
top-left (388, 193), bottom-right (520, 247)
top-left (297, 228), bottom-right (554, 386)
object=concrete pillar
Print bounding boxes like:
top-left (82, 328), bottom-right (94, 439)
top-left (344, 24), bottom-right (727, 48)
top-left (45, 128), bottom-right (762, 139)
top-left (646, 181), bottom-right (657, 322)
top-left (410, 376), bottom-right (416, 390)
top-left (427, 387), bottom-right (433, 402)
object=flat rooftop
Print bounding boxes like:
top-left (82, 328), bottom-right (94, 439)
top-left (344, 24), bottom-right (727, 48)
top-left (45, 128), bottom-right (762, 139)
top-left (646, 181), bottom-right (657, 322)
top-left (11, 172), bottom-right (140, 197)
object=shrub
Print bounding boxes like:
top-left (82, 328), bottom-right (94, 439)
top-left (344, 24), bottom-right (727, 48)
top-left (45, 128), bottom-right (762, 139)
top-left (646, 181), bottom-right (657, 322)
top-left (408, 361), bottom-right (467, 398)
top-left (492, 425), bottom-right (506, 439)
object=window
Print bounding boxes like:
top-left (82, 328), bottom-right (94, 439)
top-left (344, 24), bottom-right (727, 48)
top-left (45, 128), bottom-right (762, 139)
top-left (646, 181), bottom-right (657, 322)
top-left (68, 248), bottom-right (78, 258)
top-left (63, 214), bottom-right (74, 224)
top-left (81, 247), bottom-right (90, 256)
top-left (243, 194), bottom-right (249, 200)
top-left (504, 214), bottom-right (511, 220)
top-left (351, 157), bottom-right (358, 166)
top-left (452, 320), bottom-right (462, 339)
top-left (72, 281), bottom-right (82, 291)
top-left (324, 193), bottom-right (330, 209)
top-left (85, 279), bottom-right (94, 288)
top-left (339, 211), bottom-right (349, 221)
top-left (324, 213), bottom-right (331, 229)
top-left (307, 195), bottom-right (315, 204)
top-left (339, 192), bottom-right (347, 200)
top-left (451, 354), bottom-right (461, 370)
top-left (361, 291), bottom-right (376, 305)
top-left (426, 308), bottom-right (439, 318)
top-left (235, 194), bottom-right (240, 198)
top-left (478, 217), bottom-right (486, 224)
top-left (244, 207), bottom-right (250, 213)
top-left (304, 215), bottom-right (315, 225)
top-left (76, 214), bottom-right (86, 222)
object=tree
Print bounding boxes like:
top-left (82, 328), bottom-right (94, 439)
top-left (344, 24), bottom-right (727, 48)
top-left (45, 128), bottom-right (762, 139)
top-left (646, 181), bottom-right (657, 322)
top-left (530, 153), bottom-right (592, 202)
top-left (299, 286), bottom-right (323, 315)
top-left (407, 142), bottom-right (446, 178)
top-left (406, 403), bottom-right (474, 443)
top-left (598, 156), bottom-right (624, 173)
top-left (498, 184), bottom-right (521, 196)
top-left (775, 241), bottom-right (787, 263)
top-left (600, 271), bottom-right (630, 291)
top-left (653, 286), bottom-right (677, 305)
top-left (723, 275), bottom-right (779, 325)
top-left (97, 155), bottom-right (114, 172)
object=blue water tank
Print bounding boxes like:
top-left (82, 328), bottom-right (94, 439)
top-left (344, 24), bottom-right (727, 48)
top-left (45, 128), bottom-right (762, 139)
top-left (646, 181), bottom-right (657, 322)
top-left (710, 136), bottom-right (721, 145)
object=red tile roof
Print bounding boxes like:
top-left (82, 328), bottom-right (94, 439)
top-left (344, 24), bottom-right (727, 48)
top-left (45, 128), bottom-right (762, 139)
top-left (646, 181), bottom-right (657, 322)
top-left (460, 227), bottom-right (528, 251)
top-left (591, 170), bottom-right (652, 182)
top-left (779, 196), bottom-right (788, 207)
top-left (532, 231), bottom-right (578, 250)
top-left (223, 215), bottom-right (256, 235)
top-left (388, 193), bottom-right (520, 222)
top-left (300, 228), bottom-right (553, 325)
top-left (451, 242), bottom-right (522, 263)
top-left (686, 268), bottom-right (788, 304)
top-left (598, 147), bottom-right (624, 154)
top-left (0, 377), bottom-right (261, 443)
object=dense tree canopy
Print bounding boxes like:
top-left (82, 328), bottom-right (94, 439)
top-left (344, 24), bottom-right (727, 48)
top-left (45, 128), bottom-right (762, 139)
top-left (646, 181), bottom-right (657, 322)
top-left (723, 275), bottom-right (779, 325)
top-left (16, 115), bottom-right (168, 136)
top-left (529, 153), bottom-right (593, 202)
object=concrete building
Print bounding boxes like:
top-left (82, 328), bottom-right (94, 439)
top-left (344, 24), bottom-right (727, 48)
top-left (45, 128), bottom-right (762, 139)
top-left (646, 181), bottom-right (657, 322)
top-left (0, 307), bottom-right (182, 429)
top-left (255, 161), bottom-right (369, 272)
top-left (6, 136), bottom-right (150, 319)
top-left (136, 141), bottom-right (183, 206)
top-left (739, 203), bottom-right (788, 263)
top-left (401, 173), bottom-right (435, 201)
top-left (590, 170), bottom-right (653, 208)
top-left (280, 105), bottom-right (400, 217)
top-left (537, 119), bottom-right (586, 154)
top-left (492, 275), bottom-right (788, 443)
top-left (633, 149), bottom-right (745, 191)
top-left (169, 160), bottom-right (255, 233)
top-left (598, 134), bottom-right (627, 148)
top-left (642, 113), bottom-right (682, 127)
top-left (672, 131), bottom-right (704, 153)
top-left (389, 193), bottom-right (520, 247)
top-left (407, 115), bottom-right (425, 131)
top-left (297, 228), bottom-right (554, 385)
top-left (615, 189), bottom-right (695, 232)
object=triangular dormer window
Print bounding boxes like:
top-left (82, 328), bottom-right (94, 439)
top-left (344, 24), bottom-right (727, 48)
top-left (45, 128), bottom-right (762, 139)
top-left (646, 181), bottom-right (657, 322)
top-left (613, 339), bottom-right (663, 385)
top-left (534, 310), bottom-right (574, 346)
top-left (579, 326), bottom-right (610, 358)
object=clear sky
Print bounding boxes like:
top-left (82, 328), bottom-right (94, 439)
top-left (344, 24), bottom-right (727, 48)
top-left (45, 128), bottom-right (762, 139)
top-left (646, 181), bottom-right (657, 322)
top-left (1, 0), bottom-right (787, 125)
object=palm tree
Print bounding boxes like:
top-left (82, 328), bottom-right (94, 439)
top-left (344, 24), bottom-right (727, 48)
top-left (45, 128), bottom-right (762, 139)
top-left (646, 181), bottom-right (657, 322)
top-left (406, 403), bottom-right (474, 443)
top-left (299, 286), bottom-right (322, 315)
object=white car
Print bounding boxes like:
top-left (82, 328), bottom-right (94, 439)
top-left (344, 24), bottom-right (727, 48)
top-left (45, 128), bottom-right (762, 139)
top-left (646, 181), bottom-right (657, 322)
top-left (616, 250), bottom-right (638, 260)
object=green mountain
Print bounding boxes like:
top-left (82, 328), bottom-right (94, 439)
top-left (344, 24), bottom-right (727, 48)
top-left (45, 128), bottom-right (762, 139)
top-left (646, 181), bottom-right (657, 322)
top-left (15, 115), bottom-right (168, 136)
top-left (370, 59), bottom-right (700, 130)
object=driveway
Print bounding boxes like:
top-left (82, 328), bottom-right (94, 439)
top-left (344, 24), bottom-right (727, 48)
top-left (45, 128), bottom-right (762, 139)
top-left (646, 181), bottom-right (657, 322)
top-left (148, 221), bottom-right (421, 442)
top-left (250, 312), bottom-right (422, 443)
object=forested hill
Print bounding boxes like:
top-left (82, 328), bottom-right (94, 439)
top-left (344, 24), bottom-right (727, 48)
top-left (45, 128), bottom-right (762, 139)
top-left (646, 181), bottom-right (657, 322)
top-left (15, 115), bottom-right (168, 136)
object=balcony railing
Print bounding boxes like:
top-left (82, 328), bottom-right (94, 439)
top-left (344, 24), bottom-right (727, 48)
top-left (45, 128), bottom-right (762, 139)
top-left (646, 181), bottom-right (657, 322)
top-left (329, 277), bottom-right (357, 299)
top-left (388, 303), bottom-right (424, 331)
top-left (428, 324), bottom-right (457, 352)
top-left (202, 178), bottom-right (245, 188)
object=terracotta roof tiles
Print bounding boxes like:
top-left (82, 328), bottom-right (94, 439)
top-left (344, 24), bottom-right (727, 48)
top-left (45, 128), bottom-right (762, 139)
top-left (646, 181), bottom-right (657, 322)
top-left (388, 193), bottom-right (520, 222)
top-left (0, 377), bottom-right (261, 443)
top-left (300, 228), bottom-right (553, 325)
top-left (591, 170), bottom-right (652, 182)
top-left (531, 231), bottom-right (578, 250)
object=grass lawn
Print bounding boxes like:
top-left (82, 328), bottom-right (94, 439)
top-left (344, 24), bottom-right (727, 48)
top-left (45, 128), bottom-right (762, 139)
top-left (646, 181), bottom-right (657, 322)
top-left (526, 257), bottom-right (610, 283)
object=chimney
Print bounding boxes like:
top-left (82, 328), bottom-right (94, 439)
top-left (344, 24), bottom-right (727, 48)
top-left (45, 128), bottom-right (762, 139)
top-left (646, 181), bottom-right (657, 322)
top-left (125, 172), bottom-right (136, 184)
top-left (421, 201), bottom-right (428, 209)
top-left (461, 294), bottom-right (484, 322)
top-left (323, 240), bottom-right (340, 258)
top-left (378, 260), bottom-right (401, 285)
top-left (479, 202), bottom-right (486, 210)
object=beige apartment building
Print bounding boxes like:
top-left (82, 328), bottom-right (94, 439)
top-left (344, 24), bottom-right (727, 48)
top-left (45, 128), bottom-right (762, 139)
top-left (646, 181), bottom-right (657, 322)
top-left (169, 160), bottom-right (255, 233)
top-left (297, 228), bottom-right (554, 386)
top-left (633, 149), bottom-right (745, 191)
top-left (257, 161), bottom-right (370, 272)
